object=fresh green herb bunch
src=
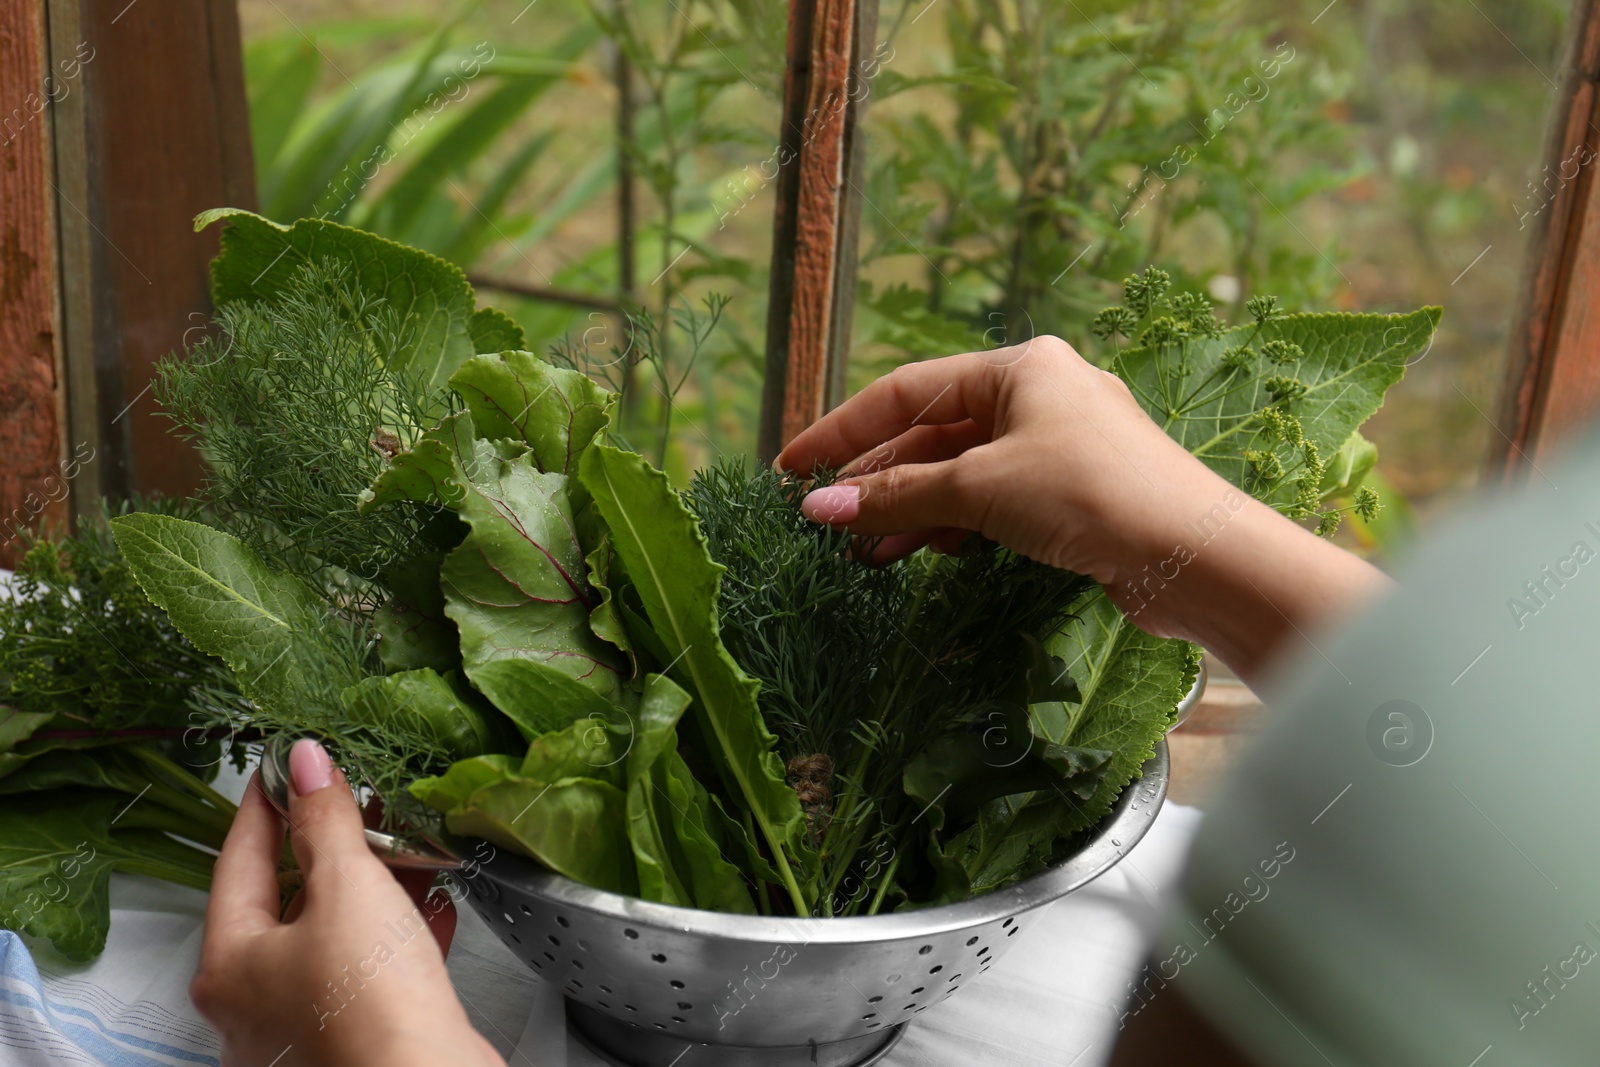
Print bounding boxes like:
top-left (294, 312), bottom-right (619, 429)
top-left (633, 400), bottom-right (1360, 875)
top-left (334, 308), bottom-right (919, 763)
top-left (154, 259), bottom-right (452, 609)
top-left (813, 543), bottom-right (1097, 913)
top-left (685, 459), bottom-right (905, 763)
top-left (685, 461), bottom-right (1097, 910)
top-left (0, 497), bottom-right (246, 741)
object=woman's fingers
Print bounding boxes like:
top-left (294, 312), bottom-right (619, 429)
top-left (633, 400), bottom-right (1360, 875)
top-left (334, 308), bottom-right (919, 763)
top-left (858, 530), bottom-right (937, 565)
top-left (204, 775), bottom-right (286, 939)
top-left (285, 739), bottom-right (379, 889)
top-left (778, 354), bottom-right (1001, 474)
top-left (802, 455), bottom-right (983, 537)
top-left (394, 869), bottom-right (460, 956)
top-left (840, 419), bottom-right (989, 478)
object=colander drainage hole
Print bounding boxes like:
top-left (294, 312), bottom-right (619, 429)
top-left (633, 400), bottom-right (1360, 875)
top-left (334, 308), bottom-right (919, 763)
top-left (677, 1001), bottom-right (692, 1010)
top-left (928, 965), bottom-right (943, 974)
top-left (671, 1017), bottom-right (686, 1024)
top-left (670, 980), bottom-right (685, 989)
top-left (543, 952), bottom-right (556, 962)
top-left (1003, 917), bottom-right (1014, 927)
top-left (652, 953), bottom-right (668, 963)
top-left (917, 945), bottom-right (932, 955)
top-left (862, 1013), bottom-right (876, 1020)
top-left (965, 936), bottom-right (978, 946)
top-left (1008, 927), bottom-right (1019, 936)
top-left (977, 946), bottom-right (989, 957)
top-left (624, 929), bottom-right (639, 940)
top-left (548, 935), bottom-right (561, 946)
top-left (911, 987), bottom-right (925, 994)
top-left (600, 985), bottom-right (613, 994)
top-left (572, 981), bottom-right (584, 989)
top-left (903, 1003), bottom-right (917, 1011)
top-left (578, 939), bottom-right (590, 951)
top-left (556, 916), bottom-right (570, 927)
top-left (625, 1005), bottom-right (638, 1012)
top-left (868, 996), bottom-right (883, 1003)
top-left (653, 1023), bottom-right (666, 1030)
top-left (521, 905), bottom-right (533, 916)
top-left (572, 960), bottom-right (585, 970)
top-left (509, 934), bottom-right (521, 945)
top-left (503, 913), bottom-right (516, 924)
top-left (599, 1002), bottom-right (610, 1009)
top-left (948, 974), bottom-right (961, 982)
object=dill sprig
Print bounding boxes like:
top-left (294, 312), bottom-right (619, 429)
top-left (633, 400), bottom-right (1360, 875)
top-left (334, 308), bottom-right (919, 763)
top-left (686, 462), bottom-right (1098, 910)
top-left (151, 260), bottom-right (476, 824)
top-left (154, 259), bottom-right (453, 611)
top-left (686, 458), bottom-right (904, 761)
top-left (0, 496), bottom-right (248, 743)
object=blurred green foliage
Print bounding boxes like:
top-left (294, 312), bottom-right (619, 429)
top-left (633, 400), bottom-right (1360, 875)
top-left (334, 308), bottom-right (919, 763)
top-left (240, 0), bottom-right (1568, 529)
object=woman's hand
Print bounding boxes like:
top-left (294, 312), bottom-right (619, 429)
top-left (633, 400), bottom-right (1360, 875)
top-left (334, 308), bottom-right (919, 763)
top-left (191, 741), bottom-right (505, 1067)
top-left (777, 336), bottom-right (1389, 683)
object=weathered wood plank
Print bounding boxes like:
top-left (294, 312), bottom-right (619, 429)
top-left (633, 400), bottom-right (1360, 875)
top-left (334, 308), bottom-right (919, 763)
top-left (1494, 0), bottom-right (1600, 476)
top-left (760, 0), bottom-right (877, 462)
top-left (0, 0), bottom-right (68, 564)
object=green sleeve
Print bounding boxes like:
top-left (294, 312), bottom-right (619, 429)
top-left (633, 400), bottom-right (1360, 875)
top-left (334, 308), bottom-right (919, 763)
top-left (1146, 438), bottom-right (1600, 1066)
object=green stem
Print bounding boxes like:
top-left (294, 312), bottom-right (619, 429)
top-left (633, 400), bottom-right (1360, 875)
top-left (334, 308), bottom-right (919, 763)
top-left (116, 798), bottom-right (228, 852)
top-left (112, 836), bottom-right (217, 893)
top-left (820, 571), bottom-right (939, 904)
top-left (863, 835), bottom-right (909, 917)
top-left (128, 744), bottom-right (238, 816)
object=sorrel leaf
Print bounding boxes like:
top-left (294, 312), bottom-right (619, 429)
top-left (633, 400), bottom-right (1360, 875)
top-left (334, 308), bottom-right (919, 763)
top-left (579, 444), bottom-right (813, 913)
top-left (109, 514), bottom-right (344, 715)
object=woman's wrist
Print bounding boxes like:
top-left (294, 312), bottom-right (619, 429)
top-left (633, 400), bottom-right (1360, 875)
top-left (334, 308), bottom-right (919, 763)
top-left (1103, 481), bottom-right (1391, 685)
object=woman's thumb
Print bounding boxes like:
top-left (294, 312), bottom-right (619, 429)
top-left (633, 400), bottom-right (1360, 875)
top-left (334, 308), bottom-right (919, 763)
top-left (285, 739), bottom-right (372, 883)
top-left (801, 459), bottom-right (974, 536)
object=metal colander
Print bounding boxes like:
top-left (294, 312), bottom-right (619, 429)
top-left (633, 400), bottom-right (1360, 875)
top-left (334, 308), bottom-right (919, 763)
top-left (454, 741), bottom-right (1169, 1067)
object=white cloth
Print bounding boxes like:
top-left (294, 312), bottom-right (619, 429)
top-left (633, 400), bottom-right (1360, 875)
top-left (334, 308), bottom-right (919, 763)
top-left (0, 804), bottom-right (1201, 1066)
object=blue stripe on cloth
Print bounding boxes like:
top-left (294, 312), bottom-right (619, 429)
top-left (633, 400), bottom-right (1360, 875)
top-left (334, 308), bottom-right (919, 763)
top-left (0, 933), bottom-right (220, 1067)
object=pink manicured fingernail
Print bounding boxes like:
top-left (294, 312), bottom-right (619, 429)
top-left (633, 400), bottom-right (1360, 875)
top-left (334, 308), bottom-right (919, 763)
top-left (802, 485), bottom-right (860, 525)
top-left (289, 738), bottom-right (334, 795)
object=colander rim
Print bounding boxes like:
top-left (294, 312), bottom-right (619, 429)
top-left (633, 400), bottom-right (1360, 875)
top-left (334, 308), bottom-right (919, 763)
top-left (465, 739), bottom-right (1169, 945)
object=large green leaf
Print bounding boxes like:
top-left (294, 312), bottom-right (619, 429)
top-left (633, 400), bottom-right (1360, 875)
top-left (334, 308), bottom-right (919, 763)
top-left (469, 307), bottom-right (527, 354)
top-left (448, 352), bottom-right (614, 477)
top-left (360, 411), bottom-right (478, 515)
top-left (408, 753), bottom-right (520, 813)
top-left (903, 733), bottom-right (1111, 833)
top-left (1038, 591), bottom-right (1199, 834)
top-left (467, 657), bottom-right (621, 741)
top-left (1115, 308), bottom-right (1440, 499)
top-left (624, 674), bottom-right (755, 912)
top-left (196, 208), bottom-right (477, 395)
top-left (108, 514), bottom-right (342, 716)
top-left (440, 439), bottom-right (627, 702)
top-left (341, 668), bottom-right (515, 761)
top-left (579, 444), bottom-right (812, 912)
top-left (373, 551), bottom-right (460, 674)
top-left (927, 790), bottom-right (1096, 905)
top-left (413, 765), bottom-right (636, 894)
top-left (0, 791), bottom-right (214, 961)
